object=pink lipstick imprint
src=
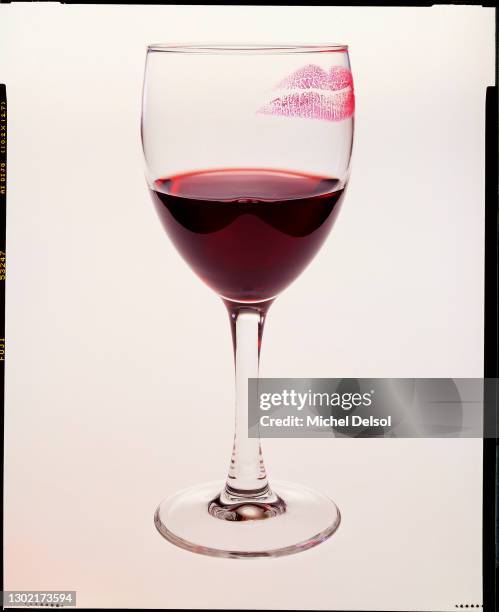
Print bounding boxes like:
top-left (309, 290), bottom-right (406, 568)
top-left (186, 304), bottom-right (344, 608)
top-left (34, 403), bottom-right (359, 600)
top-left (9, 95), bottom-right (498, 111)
top-left (258, 64), bottom-right (355, 122)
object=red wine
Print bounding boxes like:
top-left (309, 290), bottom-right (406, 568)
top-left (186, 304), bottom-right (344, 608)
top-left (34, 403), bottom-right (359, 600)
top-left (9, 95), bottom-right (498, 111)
top-left (150, 169), bottom-right (345, 302)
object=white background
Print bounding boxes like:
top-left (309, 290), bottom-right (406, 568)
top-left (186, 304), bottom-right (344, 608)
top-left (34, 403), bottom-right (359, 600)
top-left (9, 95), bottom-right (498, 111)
top-left (1, 4), bottom-right (494, 610)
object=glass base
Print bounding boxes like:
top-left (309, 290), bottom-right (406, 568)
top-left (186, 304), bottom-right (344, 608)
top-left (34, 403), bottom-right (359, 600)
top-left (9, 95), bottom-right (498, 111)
top-left (154, 480), bottom-right (341, 558)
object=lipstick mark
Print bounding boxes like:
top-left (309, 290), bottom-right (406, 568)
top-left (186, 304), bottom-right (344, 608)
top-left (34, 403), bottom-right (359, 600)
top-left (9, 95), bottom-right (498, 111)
top-left (258, 64), bottom-right (354, 122)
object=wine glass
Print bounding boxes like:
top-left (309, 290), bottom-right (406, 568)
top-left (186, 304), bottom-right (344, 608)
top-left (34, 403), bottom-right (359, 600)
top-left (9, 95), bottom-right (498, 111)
top-left (141, 43), bottom-right (354, 558)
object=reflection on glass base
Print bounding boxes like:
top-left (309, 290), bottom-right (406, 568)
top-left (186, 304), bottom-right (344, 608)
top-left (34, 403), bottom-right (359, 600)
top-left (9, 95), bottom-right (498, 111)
top-left (154, 480), bottom-right (341, 559)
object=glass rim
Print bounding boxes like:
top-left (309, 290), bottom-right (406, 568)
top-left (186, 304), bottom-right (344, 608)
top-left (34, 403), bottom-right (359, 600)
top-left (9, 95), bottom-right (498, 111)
top-left (147, 43), bottom-right (349, 54)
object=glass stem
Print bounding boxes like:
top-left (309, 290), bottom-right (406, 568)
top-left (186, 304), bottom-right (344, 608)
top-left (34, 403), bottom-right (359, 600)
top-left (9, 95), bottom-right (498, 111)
top-left (208, 300), bottom-right (285, 520)
top-left (226, 303), bottom-right (269, 496)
